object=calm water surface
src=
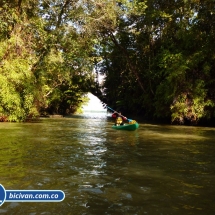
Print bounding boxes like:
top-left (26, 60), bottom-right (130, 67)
top-left (0, 113), bottom-right (215, 215)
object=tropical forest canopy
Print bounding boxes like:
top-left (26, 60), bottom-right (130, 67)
top-left (0, 0), bottom-right (215, 125)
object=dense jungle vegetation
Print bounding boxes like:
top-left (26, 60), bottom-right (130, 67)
top-left (0, 0), bottom-right (215, 125)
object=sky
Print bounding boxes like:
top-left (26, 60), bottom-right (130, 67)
top-left (82, 93), bottom-right (106, 111)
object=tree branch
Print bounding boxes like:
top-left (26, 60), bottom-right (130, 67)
top-left (108, 31), bottom-right (145, 92)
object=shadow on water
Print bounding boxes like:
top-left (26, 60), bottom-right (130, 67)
top-left (0, 113), bottom-right (215, 214)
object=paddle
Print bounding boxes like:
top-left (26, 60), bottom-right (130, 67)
top-left (105, 105), bottom-right (133, 122)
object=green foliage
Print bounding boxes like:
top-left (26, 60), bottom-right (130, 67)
top-left (94, 0), bottom-right (215, 124)
top-left (0, 0), bottom-right (98, 121)
top-left (170, 80), bottom-right (214, 124)
top-left (1, 0), bottom-right (215, 125)
top-left (0, 33), bottom-right (39, 121)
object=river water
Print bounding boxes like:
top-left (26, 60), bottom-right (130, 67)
top-left (0, 113), bottom-right (215, 215)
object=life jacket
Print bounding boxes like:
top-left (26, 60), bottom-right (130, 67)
top-left (116, 116), bottom-right (123, 125)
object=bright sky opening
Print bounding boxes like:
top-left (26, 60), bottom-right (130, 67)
top-left (82, 93), bottom-right (106, 112)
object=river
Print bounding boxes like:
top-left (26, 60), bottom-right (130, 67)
top-left (0, 113), bottom-right (215, 214)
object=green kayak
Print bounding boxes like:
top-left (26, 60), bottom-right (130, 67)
top-left (112, 122), bottom-right (139, 131)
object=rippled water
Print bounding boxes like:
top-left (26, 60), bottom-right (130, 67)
top-left (0, 113), bottom-right (215, 214)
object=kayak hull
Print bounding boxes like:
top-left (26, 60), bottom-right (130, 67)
top-left (112, 123), bottom-right (139, 131)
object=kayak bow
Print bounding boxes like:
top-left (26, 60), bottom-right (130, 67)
top-left (112, 122), bottom-right (139, 131)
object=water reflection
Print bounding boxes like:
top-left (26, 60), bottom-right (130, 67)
top-left (0, 116), bottom-right (215, 214)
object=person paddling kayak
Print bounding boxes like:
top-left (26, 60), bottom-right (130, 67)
top-left (112, 111), bottom-right (127, 126)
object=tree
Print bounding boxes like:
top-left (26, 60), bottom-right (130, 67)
top-left (0, 0), bottom-right (40, 121)
top-left (0, 0), bottom-right (98, 120)
top-left (90, 0), bottom-right (215, 124)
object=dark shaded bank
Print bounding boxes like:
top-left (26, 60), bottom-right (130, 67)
top-left (109, 113), bottom-right (215, 128)
top-left (94, 1), bottom-right (215, 127)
